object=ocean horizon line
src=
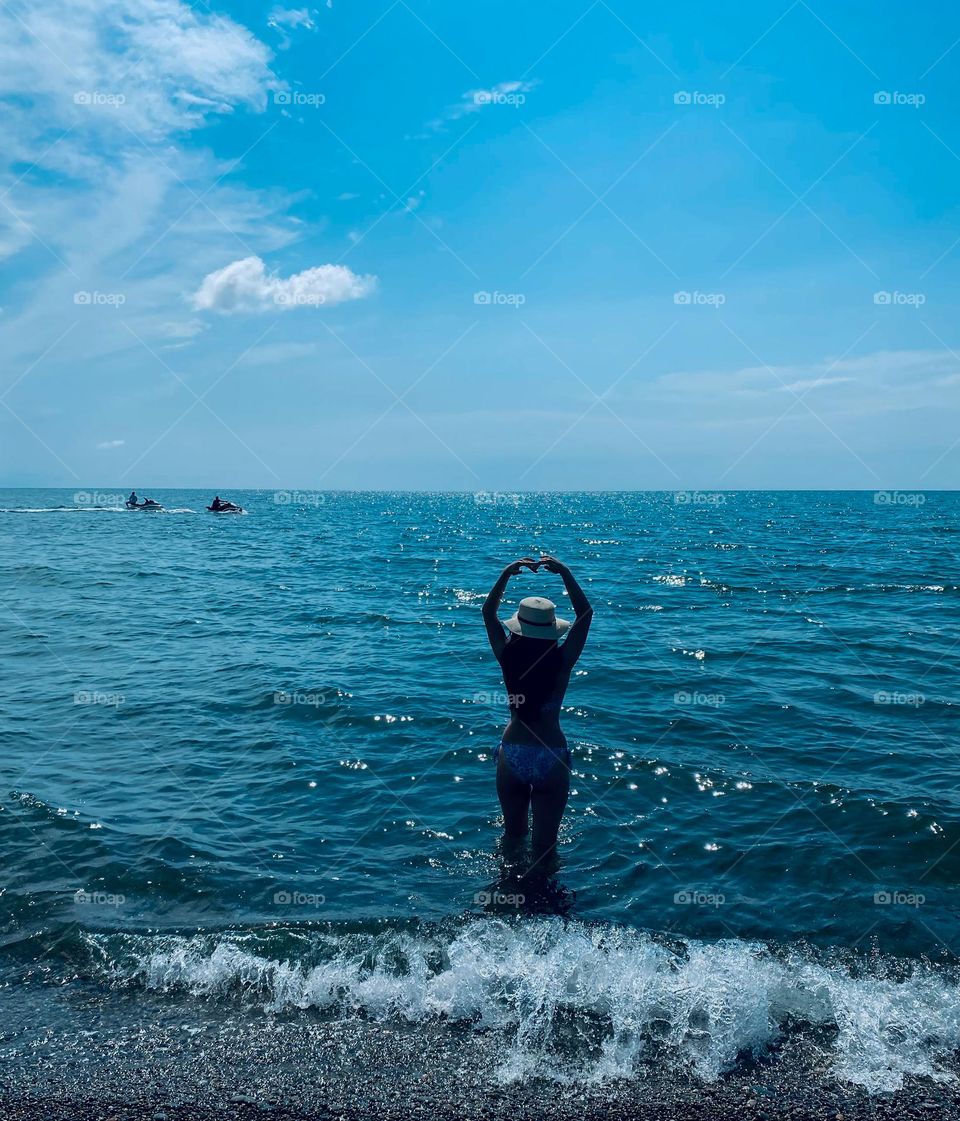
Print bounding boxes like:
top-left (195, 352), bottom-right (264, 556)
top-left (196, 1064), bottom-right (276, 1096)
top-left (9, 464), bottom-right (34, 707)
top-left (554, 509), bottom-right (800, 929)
top-left (2, 485), bottom-right (958, 495)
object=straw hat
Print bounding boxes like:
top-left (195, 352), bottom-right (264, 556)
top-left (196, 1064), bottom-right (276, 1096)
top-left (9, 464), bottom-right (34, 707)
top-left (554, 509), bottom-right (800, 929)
top-left (504, 596), bottom-right (571, 640)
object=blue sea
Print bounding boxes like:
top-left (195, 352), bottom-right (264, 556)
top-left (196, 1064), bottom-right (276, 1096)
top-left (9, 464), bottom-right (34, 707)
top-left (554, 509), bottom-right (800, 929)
top-left (2, 489), bottom-right (959, 1096)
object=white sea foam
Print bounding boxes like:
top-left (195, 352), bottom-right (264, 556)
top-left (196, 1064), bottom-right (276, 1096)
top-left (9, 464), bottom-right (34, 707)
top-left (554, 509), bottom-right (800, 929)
top-left (0, 506), bottom-right (125, 513)
top-left (84, 918), bottom-right (960, 1092)
top-left (0, 506), bottom-right (198, 513)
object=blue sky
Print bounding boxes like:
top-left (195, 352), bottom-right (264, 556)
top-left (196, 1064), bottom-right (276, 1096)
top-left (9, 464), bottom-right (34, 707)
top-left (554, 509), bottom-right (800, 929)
top-left (1, 0), bottom-right (959, 489)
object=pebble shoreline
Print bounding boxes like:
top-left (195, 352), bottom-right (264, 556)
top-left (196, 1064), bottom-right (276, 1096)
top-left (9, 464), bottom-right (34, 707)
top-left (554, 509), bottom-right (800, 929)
top-left (4, 1085), bottom-right (960, 1121)
top-left (4, 1009), bottom-right (960, 1121)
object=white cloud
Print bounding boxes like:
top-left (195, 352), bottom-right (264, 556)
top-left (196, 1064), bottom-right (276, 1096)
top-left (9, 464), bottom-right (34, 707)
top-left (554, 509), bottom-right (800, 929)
top-left (267, 6), bottom-right (317, 48)
top-left (268, 6), bottom-right (316, 29)
top-left (97, 439), bottom-right (125, 449)
top-left (337, 192), bottom-right (360, 201)
top-left (0, 152), bottom-right (305, 378)
top-left (424, 79), bottom-right (537, 133)
top-left (0, 208), bottom-right (34, 262)
top-left (0, 2), bottom-right (314, 378)
top-left (237, 341), bottom-right (317, 365)
top-left (192, 255), bottom-right (377, 313)
top-left (0, 0), bottom-right (282, 163)
top-left (646, 349), bottom-right (959, 420)
top-left (161, 320), bottom-right (207, 339)
top-left (462, 80), bottom-right (537, 112)
top-left (778, 375), bottom-right (855, 393)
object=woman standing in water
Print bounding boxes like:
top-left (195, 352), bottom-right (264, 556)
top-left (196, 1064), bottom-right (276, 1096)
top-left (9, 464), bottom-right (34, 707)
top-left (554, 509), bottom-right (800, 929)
top-left (482, 555), bottom-right (593, 862)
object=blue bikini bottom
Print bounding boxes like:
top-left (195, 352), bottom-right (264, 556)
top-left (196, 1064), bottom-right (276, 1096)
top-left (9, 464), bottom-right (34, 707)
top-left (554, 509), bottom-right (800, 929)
top-left (495, 741), bottom-right (570, 787)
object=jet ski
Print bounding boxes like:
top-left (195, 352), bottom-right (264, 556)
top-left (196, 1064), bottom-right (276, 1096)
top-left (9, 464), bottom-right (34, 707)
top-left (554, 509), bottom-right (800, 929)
top-left (207, 501), bottom-right (244, 514)
top-left (126, 499), bottom-right (164, 510)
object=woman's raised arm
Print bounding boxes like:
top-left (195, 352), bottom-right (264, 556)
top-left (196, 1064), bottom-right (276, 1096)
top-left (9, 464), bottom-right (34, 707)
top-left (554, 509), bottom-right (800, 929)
top-left (482, 558), bottom-right (537, 659)
top-left (539, 555), bottom-right (593, 666)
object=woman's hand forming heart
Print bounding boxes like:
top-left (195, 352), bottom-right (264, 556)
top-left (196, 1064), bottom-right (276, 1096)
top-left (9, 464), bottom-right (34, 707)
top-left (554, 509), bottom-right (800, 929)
top-left (505, 557), bottom-right (540, 575)
top-left (538, 554), bottom-right (568, 575)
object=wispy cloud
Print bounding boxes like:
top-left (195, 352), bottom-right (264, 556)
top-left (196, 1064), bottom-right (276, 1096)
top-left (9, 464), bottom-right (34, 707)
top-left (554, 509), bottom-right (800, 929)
top-left (647, 349), bottom-right (959, 418)
top-left (267, 6), bottom-right (317, 49)
top-left (777, 375), bottom-right (855, 393)
top-left (424, 79), bottom-right (537, 133)
top-left (0, 0), bottom-right (324, 379)
top-left (97, 439), bottom-right (125, 449)
top-left (0, 0), bottom-right (282, 163)
top-left (160, 321), bottom-right (207, 339)
top-left (192, 255), bottom-right (377, 313)
top-left (237, 341), bottom-right (318, 366)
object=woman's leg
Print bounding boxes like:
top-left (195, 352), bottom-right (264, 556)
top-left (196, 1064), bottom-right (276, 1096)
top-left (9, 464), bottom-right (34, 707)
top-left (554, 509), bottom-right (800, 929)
top-left (530, 755), bottom-right (570, 862)
top-left (496, 751), bottom-right (531, 839)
